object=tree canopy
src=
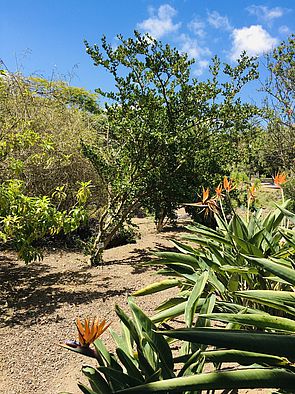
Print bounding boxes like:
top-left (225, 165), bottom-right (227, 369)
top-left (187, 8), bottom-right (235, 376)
top-left (83, 31), bottom-right (260, 264)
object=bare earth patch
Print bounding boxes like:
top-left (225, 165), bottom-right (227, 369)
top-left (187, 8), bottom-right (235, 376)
top-left (0, 212), bottom-right (268, 394)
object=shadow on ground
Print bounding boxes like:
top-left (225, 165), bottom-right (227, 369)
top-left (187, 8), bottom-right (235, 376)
top-left (0, 223), bottom-right (185, 328)
top-left (0, 251), bottom-right (150, 327)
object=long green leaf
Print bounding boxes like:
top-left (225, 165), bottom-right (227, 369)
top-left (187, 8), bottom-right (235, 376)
top-left (147, 260), bottom-right (195, 274)
top-left (154, 251), bottom-right (200, 267)
top-left (275, 201), bottom-right (295, 224)
top-left (115, 305), bottom-right (141, 347)
top-left (116, 368), bottom-right (295, 393)
top-left (217, 301), bottom-right (266, 315)
top-left (183, 233), bottom-right (232, 247)
top-left (220, 265), bottom-right (258, 274)
top-left (160, 328), bottom-right (295, 361)
top-left (155, 297), bottom-right (187, 313)
top-left (235, 290), bottom-right (295, 305)
top-left (82, 366), bottom-right (112, 394)
top-left (201, 313), bottom-right (295, 332)
top-left (151, 297), bottom-right (208, 323)
top-left (110, 328), bottom-right (132, 356)
top-left (263, 200), bottom-right (291, 232)
top-left (151, 301), bottom-right (187, 323)
top-left (116, 348), bottom-right (144, 383)
top-left (128, 298), bottom-right (174, 376)
top-left (178, 349), bottom-right (203, 378)
top-left (175, 349), bottom-right (289, 367)
top-left (231, 234), bottom-right (264, 257)
top-left (201, 349), bottom-right (289, 366)
top-left (229, 214), bottom-right (248, 240)
top-left (196, 294), bottom-right (216, 328)
top-left (98, 366), bottom-right (143, 388)
top-left (171, 239), bottom-right (198, 255)
top-left (245, 256), bottom-right (295, 285)
top-left (132, 279), bottom-right (180, 296)
top-left (235, 292), bottom-right (295, 316)
top-left (185, 271), bottom-right (209, 327)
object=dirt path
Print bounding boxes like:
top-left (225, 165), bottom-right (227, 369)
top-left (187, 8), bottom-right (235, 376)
top-left (0, 213), bottom-right (192, 394)
top-left (0, 212), bottom-right (267, 394)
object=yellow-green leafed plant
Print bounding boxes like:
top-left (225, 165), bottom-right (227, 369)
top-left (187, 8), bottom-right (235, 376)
top-left (0, 71), bottom-right (105, 210)
top-left (0, 179), bottom-right (90, 263)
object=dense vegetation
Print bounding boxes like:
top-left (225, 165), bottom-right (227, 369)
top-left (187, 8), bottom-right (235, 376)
top-left (1, 33), bottom-right (294, 264)
top-left (1, 30), bottom-right (295, 393)
top-left (83, 32), bottom-right (260, 264)
top-left (1, 33), bottom-right (295, 264)
top-left (63, 184), bottom-right (295, 393)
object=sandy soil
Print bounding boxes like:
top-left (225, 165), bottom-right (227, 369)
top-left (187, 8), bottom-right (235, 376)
top-left (0, 211), bottom-right (268, 394)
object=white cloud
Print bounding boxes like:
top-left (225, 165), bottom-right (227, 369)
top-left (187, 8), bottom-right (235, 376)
top-left (207, 11), bottom-right (232, 31)
top-left (177, 34), bottom-right (210, 76)
top-left (137, 4), bottom-right (181, 39)
top-left (230, 25), bottom-right (278, 60)
top-left (188, 18), bottom-right (206, 37)
top-left (279, 25), bottom-right (291, 35)
top-left (247, 5), bottom-right (284, 23)
top-left (178, 33), bottom-right (211, 60)
top-left (194, 60), bottom-right (210, 76)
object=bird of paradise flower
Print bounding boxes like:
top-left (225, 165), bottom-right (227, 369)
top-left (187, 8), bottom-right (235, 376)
top-left (62, 317), bottom-right (111, 359)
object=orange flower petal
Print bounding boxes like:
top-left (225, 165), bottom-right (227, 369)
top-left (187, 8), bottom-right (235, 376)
top-left (223, 176), bottom-right (234, 192)
top-left (84, 318), bottom-right (90, 340)
top-left (215, 183), bottom-right (222, 198)
top-left (223, 177), bottom-right (229, 190)
top-left (202, 187), bottom-right (210, 203)
top-left (75, 317), bottom-right (111, 347)
top-left (274, 172), bottom-right (287, 187)
top-left (76, 318), bottom-right (86, 346)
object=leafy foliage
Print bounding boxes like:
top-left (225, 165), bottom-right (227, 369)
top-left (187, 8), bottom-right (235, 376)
top-left (83, 31), bottom-right (260, 264)
top-left (62, 192), bottom-right (295, 393)
top-left (0, 70), bottom-right (104, 209)
top-left (260, 35), bottom-right (295, 173)
top-left (135, 200), bottom-right (295, 325)
top-left (0, 179), bottom-right (90, 263)
top-left (62, 294), bottom-right (295, 393)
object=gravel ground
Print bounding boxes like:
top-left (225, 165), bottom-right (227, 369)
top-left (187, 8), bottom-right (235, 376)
top-left (0, 212), bottom-right (269, 394)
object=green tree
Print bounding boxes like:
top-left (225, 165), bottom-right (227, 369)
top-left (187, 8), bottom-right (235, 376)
top-left (83, 31), bottom-right (259, 264)
top-left (261, 35), bottom-right (295, 172)
top-left (0, 70), bottom-right (104, 209)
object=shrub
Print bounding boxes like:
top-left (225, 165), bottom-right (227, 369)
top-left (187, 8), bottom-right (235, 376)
top-left (0, 179), bottom-right (90, 263)
top-left (0, 71), bottom-right (106, 210)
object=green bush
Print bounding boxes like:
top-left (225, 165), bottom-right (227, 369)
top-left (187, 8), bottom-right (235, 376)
top-left (0, 179), bottom-right (90, 263)
top-left (0, 71), bottom-right (106, 210)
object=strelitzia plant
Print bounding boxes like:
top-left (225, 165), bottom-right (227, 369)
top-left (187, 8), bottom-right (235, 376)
top-left (76, 318), bottom-right (111, 347)
top-left (62, 208), bottom-right (295, 393)
top-left (62, 297), bottom-right (295, 394)
top-left (274, 172), bottom-right (287, 203)
top-left (62, 317), bottom-right (110, 359)
top-left (132, 189), bottom-right (294, 323)
top-left (195, 187), bottom-right (219, 218)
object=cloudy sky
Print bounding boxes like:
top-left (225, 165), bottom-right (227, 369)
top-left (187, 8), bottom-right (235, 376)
top-left (1, 0), bottom-right (294, 98)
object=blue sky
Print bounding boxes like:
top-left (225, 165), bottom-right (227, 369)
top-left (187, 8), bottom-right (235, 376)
top-left (1, 0), bottom-right (294, 102)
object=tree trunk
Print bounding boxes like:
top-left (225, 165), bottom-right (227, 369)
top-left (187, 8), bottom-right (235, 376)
top-left (90, 200), bottom-right (142, 266)
top-left (156, 208), bottom-right (167, 232)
